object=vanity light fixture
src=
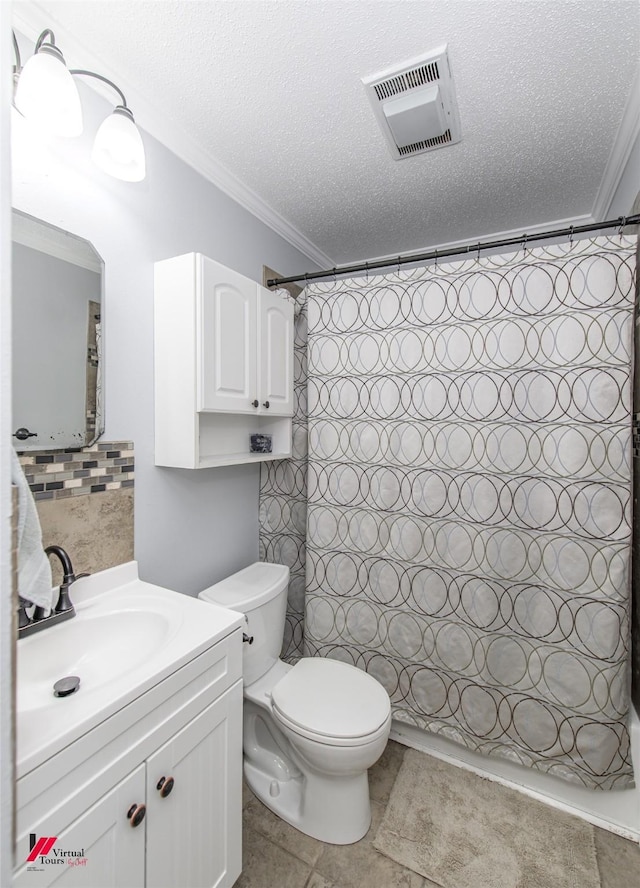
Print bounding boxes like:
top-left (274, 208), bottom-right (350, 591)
top-left (13, 29), bottom-right (83, 137)
top-left (12, 29), bottom-right (146, 182)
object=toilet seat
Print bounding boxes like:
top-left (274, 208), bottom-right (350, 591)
top-left (270, 658), bottom-right (391, 747)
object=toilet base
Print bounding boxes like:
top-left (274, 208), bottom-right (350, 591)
top-left (244, 759), bottom-right (371, 845)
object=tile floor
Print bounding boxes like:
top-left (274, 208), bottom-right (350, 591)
top-left (233, 740), bottom-right (640, 888)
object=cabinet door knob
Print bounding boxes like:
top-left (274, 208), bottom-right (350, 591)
top-left (251, 399), bottom-right (259, 408)
top-left (263, 401), bottom-right (270, 409)
top-left (127, 803), bottom-right (146, 827)
top-left (156, 776), bottom-right (175, 798)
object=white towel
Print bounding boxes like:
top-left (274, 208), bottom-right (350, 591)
top-left (11, 449), bottom-right (53, 611)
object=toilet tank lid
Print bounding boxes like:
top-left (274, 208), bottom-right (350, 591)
top-left (198, 562), bottom-right (289, 611)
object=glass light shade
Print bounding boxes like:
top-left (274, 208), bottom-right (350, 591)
top-left (14, 47), bottom-right (83, 138)
top-left (91, 107), bottom-right (146, 182)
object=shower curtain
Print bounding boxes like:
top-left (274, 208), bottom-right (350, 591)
top-left (260, 290), bottom-right (309, 661)
top-left (301, 235), bottom-right (637, 789)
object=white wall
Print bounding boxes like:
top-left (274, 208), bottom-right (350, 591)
top-left (0, 7), bottom-right (14, 884)
top-left (11, 77), bottom-right (317, 596)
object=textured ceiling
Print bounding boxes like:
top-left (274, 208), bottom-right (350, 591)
top-left (14, 0), bottom-right (640, 264)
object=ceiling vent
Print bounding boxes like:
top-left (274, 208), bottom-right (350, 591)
top-left (362, 45), bottom-right (461, 161)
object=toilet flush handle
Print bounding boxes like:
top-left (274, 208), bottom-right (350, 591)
top-left (243, 633), bottom-right (254, 645)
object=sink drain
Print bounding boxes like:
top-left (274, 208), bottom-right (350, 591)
top-left (53, 676), bottom-right (81, 698)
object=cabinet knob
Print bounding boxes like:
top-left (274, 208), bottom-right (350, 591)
top-left (156, 776), bottom-right (175, 798)
top-left (251, 399), bottom-right (259, 408)
top-left (127, 803), bottom-right (146, 827)
top-left (263, 401), bottom-right (270, 409)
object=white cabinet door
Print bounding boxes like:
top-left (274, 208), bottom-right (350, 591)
top-left (145, 682), bottom-right (243, 888)
top-left (13, 765), bottom-right (146, 888)
top-left (198, 258), bottom-right (257, 413)
top-left (257, 287), bottom-right (294, 416)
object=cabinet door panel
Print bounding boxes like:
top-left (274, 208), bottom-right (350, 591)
top-left (258, 287), bottom-right (294, 416)
top-left (199, 259), bottom-right (257, 412)
top-left (14, 765), bottom-right (145, 888)
top-left (145, 682), bottom-right (243, 888)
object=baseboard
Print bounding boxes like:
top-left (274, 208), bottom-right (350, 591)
top-left (390, 708), bottom-right (640, 843)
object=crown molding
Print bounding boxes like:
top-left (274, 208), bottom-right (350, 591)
top-left (348, 212), bottom-right (596, 269)
top-left (591, 67), bottom-right (640, 222)
top-left (12, 3), bottom-right (335, 270)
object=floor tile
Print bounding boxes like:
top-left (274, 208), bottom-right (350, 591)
top-left (314, 801), bottom-right (424, 888)
top-left (305, 874), bottom-right (337, 888)
top-left (369, 738), bottom-right (406, 805)
top-left (243, 794), bottom-right (325, 866)
top-left (234, 826), bottom-right (312, 888)
top-left (243, 779), bottom-right (256, 809)
top-left (595, 827), bottom-right (640, 888)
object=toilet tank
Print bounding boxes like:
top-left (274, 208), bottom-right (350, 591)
top-left (199, 562), bottom-right (289, 686)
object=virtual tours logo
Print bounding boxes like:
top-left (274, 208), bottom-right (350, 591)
top-left (26, 833), bottom-right (87, 871)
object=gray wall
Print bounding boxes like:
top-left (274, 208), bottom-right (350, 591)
top-left (12, 79), bottom-right (317, 596)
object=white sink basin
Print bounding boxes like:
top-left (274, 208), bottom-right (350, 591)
top-left (16, 561), bottom-right (242, 777)
top-left (19, 610), bottom-right (172, 710)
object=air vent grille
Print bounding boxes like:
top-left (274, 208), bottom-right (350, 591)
top-left (362, 45), bottom-right (461, 161)
top-left (398, 129), bottom-right (452, 156)
top-left (373, 62), bottom-right (440, 101)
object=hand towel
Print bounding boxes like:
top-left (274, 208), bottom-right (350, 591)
top-left (11, 449), bottom-right (53, 611)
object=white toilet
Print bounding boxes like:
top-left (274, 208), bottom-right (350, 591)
top-left (199, 561), bottom-right (391, 845)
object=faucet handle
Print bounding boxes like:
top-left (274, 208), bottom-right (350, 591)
top-left (54, 586), bottom-right (74, 614)
top-left (17, 597), bottom-right (31, 629)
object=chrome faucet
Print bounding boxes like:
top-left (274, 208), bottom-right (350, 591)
top-left (17, 546), bottom-right (88, 639)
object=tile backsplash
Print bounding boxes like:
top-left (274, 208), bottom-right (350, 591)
top-left (17, 441), bottom-right (134, 501)
top-left (17, 441), bottom-right (135, 582)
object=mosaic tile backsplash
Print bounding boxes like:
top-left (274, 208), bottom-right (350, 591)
top-left (17, 441), bottom-right (134, 501)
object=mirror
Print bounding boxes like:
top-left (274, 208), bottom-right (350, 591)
top-left (12, 210), bottom-right (104, 451)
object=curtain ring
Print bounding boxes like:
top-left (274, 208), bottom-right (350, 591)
top-left (619, 216), bottom-right (627, 236)
top-left (397, 255), bottom-right (402, 275)
top-left (569, 225), bottom-right (574, 245)
top-left (364, 261), bottom-right (369, 281)
top-left (476, 242), bottom-right (481, 261)
top-left (522, 233), bottom-right (528, 254)
top-left (332, 267), bottom-right (337, 283)
top-left (434, 248), bottom-right (438, 270)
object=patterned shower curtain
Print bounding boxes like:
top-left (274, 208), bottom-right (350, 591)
top-left (260, 290), bottom-right (309, 661)
top-left (303, 235), bottom-right (636, 789)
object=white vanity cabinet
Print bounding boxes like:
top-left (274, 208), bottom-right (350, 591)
top-left (155, 253), bottom-right (294, 468)
top-left (145, 688), bottom-right (241, 888)
top-left (15, 765), bottom-right (147, 888)
top-left (14, 629), bottom-right (243, 888)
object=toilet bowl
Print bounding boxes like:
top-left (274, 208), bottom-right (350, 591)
top-left (199, 562), bottom-right (391, 844)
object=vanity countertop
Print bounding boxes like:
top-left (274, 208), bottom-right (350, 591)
top-left (16, 561), bottom-right (243, 778)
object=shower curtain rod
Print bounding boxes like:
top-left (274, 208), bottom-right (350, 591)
top-left (266, 214), bottom-right (640, 288)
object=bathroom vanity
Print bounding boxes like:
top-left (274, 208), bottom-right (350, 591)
top-left (14, 563), bottom-right (243, 888)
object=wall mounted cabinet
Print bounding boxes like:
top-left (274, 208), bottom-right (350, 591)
top-left (154, 253), bottom-right (294, 468)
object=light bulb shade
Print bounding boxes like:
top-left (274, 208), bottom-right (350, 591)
top-left (92, 107), bottom-right (146, 182)
top-left (14, 46), bottom-right (83, 138)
